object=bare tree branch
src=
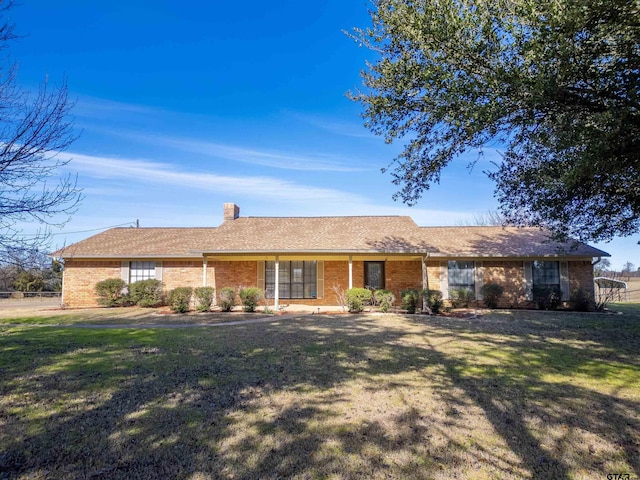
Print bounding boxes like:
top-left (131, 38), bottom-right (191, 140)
top-left (0, 3), bottom-right (81, 264)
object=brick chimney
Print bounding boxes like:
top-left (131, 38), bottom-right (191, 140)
top-left (223, 203), bottom-right (240, 222)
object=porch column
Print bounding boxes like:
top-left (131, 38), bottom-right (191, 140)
top-left (422, 256), bottom-right (428, 312)
top-left (422, 257), bottom-right (427, 290)
top-left (274, 256), bottom-right (280, 311)
top-left (348, 256), bottom-right (353, 289)
top-left (202, 257), bottom-right (207, 287)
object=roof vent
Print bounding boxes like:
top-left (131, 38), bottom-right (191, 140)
top-left (223, 203), bottom-right (240, 222)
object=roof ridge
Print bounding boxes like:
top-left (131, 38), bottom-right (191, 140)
top-left (419, 225), bottom-right (539, 229)
top-left (241, 215), bottom-right (410, 219)
top-left (108, 226), bottom-right (218, 230)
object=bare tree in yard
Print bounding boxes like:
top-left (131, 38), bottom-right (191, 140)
top-left (456, 210), bottom-right (509, 227)
top-left (0, 2), bottom-right (81, 267)
top-left (593, 258), bottom-right (611, 278)
top-left (622, 261), bottom-right (636, 281)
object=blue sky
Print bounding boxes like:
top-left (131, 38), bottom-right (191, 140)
top-left (9, 1), bottom-right (638, 269)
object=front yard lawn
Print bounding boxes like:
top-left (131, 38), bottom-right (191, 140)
top-left (1, 305), bottom-right (639, 479)
top-left (0, 307), bottom-right (270, 325)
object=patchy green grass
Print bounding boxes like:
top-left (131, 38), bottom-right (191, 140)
top-left (1, 306), bottom-right (639, 479)
top-left (0, 306), bottom-right (272, 325)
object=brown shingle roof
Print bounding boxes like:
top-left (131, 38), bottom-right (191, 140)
top-left (54, 217), bottom-right (609, 259)
top-left (196, 216), bottom-right (432, 253)
top-left (419, 226), bottom-right (608, 257)
top-left (53, 228), bottom-right (217, 258)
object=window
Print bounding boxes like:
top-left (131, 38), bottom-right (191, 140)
top-left (532, 261), bottom-right (560, 289)
top-left (448, 261), bottom-right (475, 294)
top-left (364, 261), bottom-right (385, 290)
top-left (130, 261), bottom-right (156, 283)
top-left (265, 261), bottom-right (317, 299)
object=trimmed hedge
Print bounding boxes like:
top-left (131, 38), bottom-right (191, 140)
top-left (480, 283), bottom-right (504, 309)
top-left (194, 286), bottom-right (215, 312)
top-left (95, 278), bottom-right (127, 307)
top-left (168, 287), bottom-right (193, 313)
top-left (401, 289), bottom-right (420, 314)
top-left (239, 287), bottom-right (263, 312)
top-left (449, 288), bottom-right (474, 308)
top-left (374, 289), bottom-right (395, 313)
top-left (423, 289), bottom-right (443, 314)
top-left (346, 288), bottom-right (372, 313)
top-left (218, 287), bottom-right (237, 312)
top-left (533, 285), bottom-right (562, 310)
top-left (129, 279), bottom-right (163, 307)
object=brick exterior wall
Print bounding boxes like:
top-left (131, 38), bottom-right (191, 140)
top-left (483, 260), bottom-right (529, 308)
top-left (209, 261), bottom-right (258, 305)
top-left (426, 262), bottom-right (442, 291)
top-left (62, 259), bottom-right (121, 308)
top-left (386, 260), bottom-right (423, 300)
top-left (211, 261), bottom-right (258, 290)
top-left (323, 261), bottom-right (349, 306)
top-left (568, 260), bottom-right (596, 300)
top-left (162, 260), bottom-right (203, 290)
top-left (62, 256), bottom-right (595, 309)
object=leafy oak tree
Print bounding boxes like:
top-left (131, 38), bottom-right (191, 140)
top-left (0, 1), bottom-right (80, 264)
top-left (350, 0), bottom-right (640, 242)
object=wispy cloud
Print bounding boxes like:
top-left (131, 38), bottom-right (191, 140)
top-left (148, 136), bottom-right (366, 172)
top-left (65, 152), bottom-right (367, 203)
top-left (73, 96), bottom-right (163, 119)
top-left (81, 125), bottom-right (367, 172)
top-left (73, 97), bottom-right (370, 172)
top-left (288, 112), bottom-right (377, 139)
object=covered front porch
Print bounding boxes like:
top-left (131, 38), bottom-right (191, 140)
top-left (200, 253), bottom-right (436, 309)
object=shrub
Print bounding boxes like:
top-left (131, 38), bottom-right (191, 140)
top-left (449, 288), bottom-right (474, 308)
top-left (95, 278), bottom-right (128, 307)
top-left (422, 289), bottom-right (444, 314)
top-left (239, 287), bottom-right (264, 312)
top-left (480, 283), bottom-right (504, 309)
top-left (374, 289), bottom-right (395, 312)
top-left (401, 289), bottom-right (420, 314)
top-left (346, 288), bottom-right (372, 313)
top-left (218, 287), bottom-right (237, 312)
top-left (194, 286), bottom-right (215, 312)
top-left (168, 287), bottom-right (193, 313)
top-left (533, 285), bottom-right (562, 310)
top-left (129, 279), bottom-right (163, 307)
top-left (570, 288), bottom-right (592, 312)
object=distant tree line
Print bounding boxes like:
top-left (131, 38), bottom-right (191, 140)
top-left (595, 259), bottom-right (639, 281)
top-left (0, 250), bottom-right (62, 292)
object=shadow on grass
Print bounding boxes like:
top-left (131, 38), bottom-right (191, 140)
top-left (0, 310), bottom-right (638, 479)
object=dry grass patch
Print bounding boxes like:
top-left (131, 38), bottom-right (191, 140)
top-left (0, 306), bottom-right (273, 325)
top-left (1, 306), bottom-right (639, 479)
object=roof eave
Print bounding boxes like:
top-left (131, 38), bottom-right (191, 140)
top-left (55, 254), bottom-right (204, 259)
top-left (195, 249), bottom-right (430, 255)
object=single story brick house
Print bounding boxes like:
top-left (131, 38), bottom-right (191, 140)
top-left (55, 203), bottom-right (609, 309)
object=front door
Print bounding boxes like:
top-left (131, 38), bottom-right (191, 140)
top-left (364, 261), bottom-right (385, 290)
